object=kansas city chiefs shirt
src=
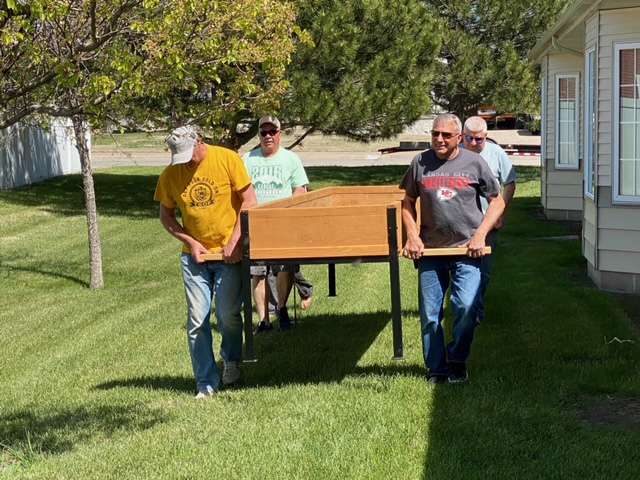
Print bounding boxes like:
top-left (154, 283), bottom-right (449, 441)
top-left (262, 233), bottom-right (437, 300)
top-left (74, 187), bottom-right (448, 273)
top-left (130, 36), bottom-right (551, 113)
top-left (400, 148), bottom-right (500, 247)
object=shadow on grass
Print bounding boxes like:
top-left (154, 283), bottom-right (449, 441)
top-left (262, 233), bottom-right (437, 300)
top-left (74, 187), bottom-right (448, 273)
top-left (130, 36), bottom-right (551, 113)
top-left (0, 172), bottom-right (160, 219)
top-left (0, 261), bottom-right (89, 288)
top-left (0, 165), bottom-right (541, 221)
top-left (95, 375), bottom-right (195, 395)
top-left (419, 228), bottom-right (640, 478)
top-left (241, 311), bottom-right (393, 388)
top-left (306, 165), bottom-right (407, 188)
top-left (96, 311), bottom-right (399, 394)
top-left (0, 405), bottom-right (166, 458)
top-left (1, 166), bottom-right (413, 221)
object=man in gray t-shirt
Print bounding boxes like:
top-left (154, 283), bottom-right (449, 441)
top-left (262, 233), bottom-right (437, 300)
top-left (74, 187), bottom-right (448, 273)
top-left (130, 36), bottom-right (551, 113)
top-left (400, 113), bottom-right (505, 384)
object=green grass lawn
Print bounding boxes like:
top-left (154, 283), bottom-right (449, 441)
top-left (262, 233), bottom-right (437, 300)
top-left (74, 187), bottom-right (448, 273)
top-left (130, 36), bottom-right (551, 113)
top-left (1, 166), bottom-right (639, 479)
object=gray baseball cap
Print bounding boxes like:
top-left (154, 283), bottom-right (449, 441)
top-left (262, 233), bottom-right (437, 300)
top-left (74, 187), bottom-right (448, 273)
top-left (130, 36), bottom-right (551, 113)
top-left (258, 115), bottom-right (281, 130)
top-left (166, 126), bottom-right (198, 165)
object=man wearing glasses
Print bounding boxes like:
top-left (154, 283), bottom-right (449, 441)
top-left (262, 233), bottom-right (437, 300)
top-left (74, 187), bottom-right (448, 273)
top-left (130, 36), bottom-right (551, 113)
top-left (462, 116), bottom-right (516, 325)
top-left (242, 116), bottom-right (311, 332)
top-left (400, 113), bottom-right (505, 384)
top-left (155, 126), bottom-right (257, 398)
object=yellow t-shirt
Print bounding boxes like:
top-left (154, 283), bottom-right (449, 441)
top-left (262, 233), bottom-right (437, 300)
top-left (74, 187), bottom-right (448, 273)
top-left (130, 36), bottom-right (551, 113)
top-left (154, 145), bottom-right (252, 253)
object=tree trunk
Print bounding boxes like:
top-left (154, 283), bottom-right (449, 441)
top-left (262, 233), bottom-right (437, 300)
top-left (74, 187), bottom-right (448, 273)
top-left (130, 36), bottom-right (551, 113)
top-left (72, 115), bottom-right (104, 289)
top-left (285, 126), bottom-right (316, 150)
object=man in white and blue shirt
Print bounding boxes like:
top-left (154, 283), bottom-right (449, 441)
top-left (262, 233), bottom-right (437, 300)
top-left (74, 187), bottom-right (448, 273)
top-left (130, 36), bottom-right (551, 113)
top-left (462, 116), bottom-right (516, 324)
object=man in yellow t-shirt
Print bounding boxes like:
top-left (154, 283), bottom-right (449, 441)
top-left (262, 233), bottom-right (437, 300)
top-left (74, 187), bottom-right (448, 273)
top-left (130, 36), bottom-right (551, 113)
top-left (154, 126), bottom-right (257, 398)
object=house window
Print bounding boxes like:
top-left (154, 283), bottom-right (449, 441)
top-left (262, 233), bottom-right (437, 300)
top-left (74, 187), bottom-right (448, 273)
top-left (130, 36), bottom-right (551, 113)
top-left (555, 74), bottom-right (579, 169)
top-left (614, 43), bottom-right (640, 202)
top-left (584, 49), bottom-right (596, 198)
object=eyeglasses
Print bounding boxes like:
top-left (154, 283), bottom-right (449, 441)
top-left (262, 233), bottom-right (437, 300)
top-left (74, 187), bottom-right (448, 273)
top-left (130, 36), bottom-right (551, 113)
top-left (464, 135), bottom-right (485, 144)
top-left (431, 130), bottom-right (458, 140)
top-left (260, 129), bottom-right (279, 137)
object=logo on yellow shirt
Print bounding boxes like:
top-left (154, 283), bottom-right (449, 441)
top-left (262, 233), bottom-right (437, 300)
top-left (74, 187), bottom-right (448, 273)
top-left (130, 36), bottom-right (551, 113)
top-left (182, 176), bottom-right (218, 208)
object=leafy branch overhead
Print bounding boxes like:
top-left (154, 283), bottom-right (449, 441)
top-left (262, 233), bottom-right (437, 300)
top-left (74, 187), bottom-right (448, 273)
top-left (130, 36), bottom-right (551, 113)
top-left (0, 0), bottom-right (297, 132)
top-left (0, 0), bottom-right (297, 289)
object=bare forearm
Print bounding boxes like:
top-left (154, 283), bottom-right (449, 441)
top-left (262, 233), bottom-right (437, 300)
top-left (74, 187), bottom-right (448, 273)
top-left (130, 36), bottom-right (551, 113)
top-left (401, 195), bottom-right (424, 259)
top-left (502, 182), bottom-right (515, 211)
top-left (160, 207), bottom-right (197, 248)
top-left (227, 187), bottom-right (258, 247)
top-left (401, 198), bottom-right (420, 241)
top-left (476, 194), bottom-right (506, 237)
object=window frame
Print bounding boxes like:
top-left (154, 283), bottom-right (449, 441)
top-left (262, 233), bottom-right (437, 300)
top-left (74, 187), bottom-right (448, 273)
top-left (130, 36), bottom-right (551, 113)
top-left (555, 73), bottom-right (580, 170)
top-left (584, 48), bottom-right (596, 199)
top-left (613, 41), bottom-right (640, 204)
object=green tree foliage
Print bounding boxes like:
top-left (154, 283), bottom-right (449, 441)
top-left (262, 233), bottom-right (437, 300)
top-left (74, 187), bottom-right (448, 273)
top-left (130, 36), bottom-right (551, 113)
top-left (274, 0), bottom-right (442, 145)
top-left (0, 0), bottom-right (296, 287)
top-left (424, 0), bottom-right (569, 118)
top-left (125, 0), bottom-right (297, 147)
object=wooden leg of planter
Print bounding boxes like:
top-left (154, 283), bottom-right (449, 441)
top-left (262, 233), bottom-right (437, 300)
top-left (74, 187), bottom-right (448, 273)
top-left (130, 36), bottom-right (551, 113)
top-left (328, 263), bottom-right (337, 297)
top-left (387, 207), bottom-right (403, 360)
top-left (241, 211), bottom-right (256, 362)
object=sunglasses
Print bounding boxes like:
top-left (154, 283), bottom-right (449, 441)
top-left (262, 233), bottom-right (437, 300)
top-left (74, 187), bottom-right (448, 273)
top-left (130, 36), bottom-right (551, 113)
top-left (431, 130), bottom-right (458, 140)
top-left (464, 135), bottom-right (485, 144)
top-left (260, 129), bottom-right (279, 137)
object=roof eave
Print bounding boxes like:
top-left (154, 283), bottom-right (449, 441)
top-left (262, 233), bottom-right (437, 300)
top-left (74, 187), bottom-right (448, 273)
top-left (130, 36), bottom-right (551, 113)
top-left (530, 0), bottom-right (601, 63)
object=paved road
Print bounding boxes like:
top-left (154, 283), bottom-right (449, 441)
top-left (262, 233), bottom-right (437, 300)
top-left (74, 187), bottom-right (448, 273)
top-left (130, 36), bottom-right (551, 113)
top-left (92, 148), bottom-right (540, 169)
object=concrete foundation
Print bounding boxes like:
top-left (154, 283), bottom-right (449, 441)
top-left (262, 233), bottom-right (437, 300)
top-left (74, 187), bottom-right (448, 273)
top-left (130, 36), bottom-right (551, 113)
top-left (588, 263), bottom-right (640, 294)
top-left (544, 208), bottom-right (583, 221)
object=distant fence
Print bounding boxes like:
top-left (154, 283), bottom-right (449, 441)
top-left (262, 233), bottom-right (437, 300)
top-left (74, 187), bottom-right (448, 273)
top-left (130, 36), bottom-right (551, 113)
top-left (0, 119), bottom-right (87, 190)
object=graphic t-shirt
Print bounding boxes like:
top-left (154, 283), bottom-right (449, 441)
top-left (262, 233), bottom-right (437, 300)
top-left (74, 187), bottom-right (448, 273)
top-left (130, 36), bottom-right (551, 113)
top-left (400, 148), bottom-right (500, 247)
top-left (154, 145), bottom-right (251, 253)
top-left (462, 142), bottom-right (516, 213)
top-left (242, 148), bottom-right (309, 204)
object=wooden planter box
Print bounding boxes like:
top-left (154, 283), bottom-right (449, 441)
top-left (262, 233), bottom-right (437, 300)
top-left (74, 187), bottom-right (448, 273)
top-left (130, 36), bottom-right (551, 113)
top-left (247, 186), bottom-right (405, 260)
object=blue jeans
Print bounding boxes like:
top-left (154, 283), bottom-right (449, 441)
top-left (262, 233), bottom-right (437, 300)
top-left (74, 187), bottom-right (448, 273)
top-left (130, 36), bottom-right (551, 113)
top-left (180, 254), bottom-right (243, 391)
top-left (417, 256), bottom-right (482, 376)
top-left (477, 232), bottom-right (497, 323)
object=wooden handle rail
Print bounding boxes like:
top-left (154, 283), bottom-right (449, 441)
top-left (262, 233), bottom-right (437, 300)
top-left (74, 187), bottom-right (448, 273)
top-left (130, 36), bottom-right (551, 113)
top-left (420, 246), bottom-right (492, 256)
top-left (202, 251), bottom-right (224, 261)
top-left (202, 246), bottom-right (491, 261)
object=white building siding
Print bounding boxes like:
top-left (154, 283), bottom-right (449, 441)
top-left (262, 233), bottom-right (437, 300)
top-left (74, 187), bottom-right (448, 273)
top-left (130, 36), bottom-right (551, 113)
top-left (598, 207), bottom-right (640, 230)
top-left (543, 53), bottom-right (584, 215)
top-left (0, 120), bottom-right (83, 190)
top-left (594, 7), bottom-right (640, 277)
top-left (597, 7), bottom-right (640, 188)
top-left (546, 53), bottom-right (584, 161)
top-left (598, 250), bottom-right (640, 274)
top-left (586, 13), bottom-right (598, 47)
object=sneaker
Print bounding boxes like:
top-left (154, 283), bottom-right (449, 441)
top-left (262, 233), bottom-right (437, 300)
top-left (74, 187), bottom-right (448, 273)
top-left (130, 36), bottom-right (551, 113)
top-left (427, 375), bottom-right (447, 385)
top-left (278, 306), bottom-right (291, 330)
top-left (447, 363), bottom-right (469, 384)
top-left (255, 320), bottom-right (273, 334)
top-left (222, 360), bottom-right (241, 386)
top-left (195, 385), bottom-right (216, 399)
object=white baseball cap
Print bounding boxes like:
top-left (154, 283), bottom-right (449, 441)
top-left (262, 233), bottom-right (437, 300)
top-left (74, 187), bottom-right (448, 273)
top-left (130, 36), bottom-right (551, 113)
top-left (258, 115), bottom-right (281, 130)
top-left (166, 126), bottom-right (198, 165)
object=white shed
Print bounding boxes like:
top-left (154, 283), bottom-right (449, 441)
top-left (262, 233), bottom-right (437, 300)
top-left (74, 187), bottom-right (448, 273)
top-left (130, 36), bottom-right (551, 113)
top-left (532, 0), bottom-right (640, 293)
top-left (0, 119), bottom-right (84, 190)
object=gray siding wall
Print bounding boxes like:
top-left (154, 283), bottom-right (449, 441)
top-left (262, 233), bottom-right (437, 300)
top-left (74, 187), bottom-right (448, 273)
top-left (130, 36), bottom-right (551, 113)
top-left (593, 7), bottom-right (640, 277)
top-left (597, 7), bottom-right (640, 188)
